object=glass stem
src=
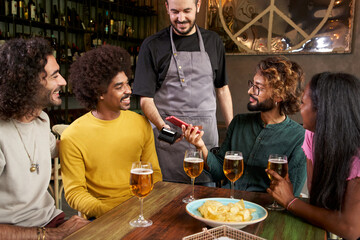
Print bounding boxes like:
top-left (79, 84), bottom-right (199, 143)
top-left (139, 198), bottom-right (145, 220)
top-left (191, 177), bottom-right (195, 199)
top-left (230, 181), bottom-right (235, 199)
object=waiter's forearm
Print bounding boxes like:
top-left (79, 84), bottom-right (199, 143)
top-left (216, 85), bottom-right (233, 127)
top-left (140, 97), bottom-right (166, 130)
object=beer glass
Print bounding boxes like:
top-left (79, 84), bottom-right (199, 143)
top-left (129, 162), bottom-right (154, 227)
top-left (223, 151), bottom-right (244, 198)
top-left (266, 154), bottom-right (288, 211)
top-left (182, 149), bottom-right (204, 203)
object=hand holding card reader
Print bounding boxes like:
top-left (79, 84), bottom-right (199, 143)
top-left (158, 127), bottom-right (182, 144)
top-left (158, 116), bottom-right (201, 144)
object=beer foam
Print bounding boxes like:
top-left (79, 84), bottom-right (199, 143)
top-left (131, 168), bottom-right (154, 174)
top-left (225, 155), bottom-right (243, 161)
top-left (184, 157), bottom-right (204, 163)
top-left (268, 158), bottom-right (288, 163)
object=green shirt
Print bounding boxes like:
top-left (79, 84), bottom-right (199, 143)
top-left (207, 112), bottom-right (306, 196)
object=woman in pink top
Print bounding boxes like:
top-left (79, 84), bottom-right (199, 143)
top-left (267, 72), bottom-right (360, 240)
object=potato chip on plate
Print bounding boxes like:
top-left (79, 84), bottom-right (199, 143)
top-left (186, 198), bottom-right (268, 229)
top-left (198, 199), bottom-right (256, 222)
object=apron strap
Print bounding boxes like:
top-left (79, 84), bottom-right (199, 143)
top-left (169, 25), bottom-right (206, 87)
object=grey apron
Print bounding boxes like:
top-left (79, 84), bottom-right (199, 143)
top-left (153, 25), bottom-right (218, 183)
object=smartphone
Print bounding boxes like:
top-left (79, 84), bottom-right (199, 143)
top-left (165, 116), bottom-right (201, 134)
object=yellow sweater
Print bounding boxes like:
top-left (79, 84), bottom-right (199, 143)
top-left (60, 111), bottom-right (162, 218)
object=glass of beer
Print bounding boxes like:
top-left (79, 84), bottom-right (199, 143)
top-left (266, 154), bottom-right (288, 211)
top-left (182, 149), bottom-right (204, 203)
top-left (223, 151), bottom-right (244, 199)
top-left (129, 162), bottom-right (154, 227)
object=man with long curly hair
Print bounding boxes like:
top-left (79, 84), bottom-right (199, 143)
top-left (60, 45), bottom-right (162, 219)
top-left (183, 56), bottom-right (307, 196)
top-left (0, 38), bottom-right (89, 239)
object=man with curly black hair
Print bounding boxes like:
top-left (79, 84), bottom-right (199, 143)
top-left (60, 45), bottom-right (162, 219)
top-left (0, 38), bottom-right (89, 239)
top-left (183, 56), bottom-right (307, 196)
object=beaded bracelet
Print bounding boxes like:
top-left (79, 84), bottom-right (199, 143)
top-left (37, 227), bottom-right (41, 240)
top-left (37, 227), bottom-right (46, 240)
top-left (41, 227), bottom-right (46, 240)
top-left (286, 198), bottom-right (297, 210)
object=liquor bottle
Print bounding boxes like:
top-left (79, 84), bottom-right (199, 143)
top-left (5, 31), bottom-right (11, 40)
top-left (24, 0), bottom-right (28, 19)
top-left (129, 46), bottom-right (134, 67)
top-left (38, 5), bottom-right (45, 22)
top-left (35, 0), bottom-right (40, 21)
top-left (118, 18), bottom-right (125, 36)
top-left (104, 10), bottom-right (109, 35)
top-left (126, 21), bottom-right (133, 38)
top-left (110, 12), bottom-right (114, 35)
top-left (28, 0), bottom-right (35, 20)
top-left (59, 40), bottom-right (66, 63)
top-left (50, 34), bottom-right (57, 59)
top-left (0, 0), bottom-right (4, 15)
top-left (71, 7), bottom-right (77, 27)
top-left (82, 3), bottom-right (90, 30)
top-left (60, 10), bottom-right (65, 26)
top-left (66, 7), bottom-right (72, 26)
top-left (5, 0), bottom-right (10, 16)
top-left (52, 4), bottom-right (59, 25)
top-left (11, 0), bottom-right (17, 16)
top-left (79, 15), bottom-right (86, 30)
top-left (113, 16), bottom-right (118, 35)
top-left (18, 0), bottom-right (24, 18)
top-left (88, 18), bottom-right (95, 31)
top-left (96, 13), bottom-right (103, 32)
top-left (73, 8), bottom-right (84, 29)
top-left (0, 29), bottom-right (5, 46)
top-left (38, 2), bottom-right (48, 23)
top-left (71, 43), bottom-right (80, 62)
top-left (135, 46), bottom-right (140, 66)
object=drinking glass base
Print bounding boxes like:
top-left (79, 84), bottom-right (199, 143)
top-left (129, 218), bottom-right (153, 227)
top-left (266, 203), bottom-right (285, 211)
top-left (182, 196), bottom-right (195, 203)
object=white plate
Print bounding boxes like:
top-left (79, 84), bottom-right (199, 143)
top-left (186, 198), bottom-right (268, 229)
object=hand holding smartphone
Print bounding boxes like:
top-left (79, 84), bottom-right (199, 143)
top-left (165, 116), bottom-right (201, 134)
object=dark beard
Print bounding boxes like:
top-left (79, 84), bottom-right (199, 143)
top-left (247, 95), bottom-right (276, 112)
top-left (37, 87), bottom-right (61, 108)
top-left (170, 12), bottom-right (197, 36)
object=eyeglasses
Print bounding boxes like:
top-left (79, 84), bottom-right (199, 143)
top-left (248, 80), bottom-right (261, 96)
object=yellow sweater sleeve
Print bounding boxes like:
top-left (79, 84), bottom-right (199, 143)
top-left (60, 135), bottom-right (112, 218)
top-left (140, 115), bottom-right (162, 184)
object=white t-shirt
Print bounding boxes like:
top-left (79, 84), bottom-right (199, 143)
top-left (0, 111), bottom-right (62, 227)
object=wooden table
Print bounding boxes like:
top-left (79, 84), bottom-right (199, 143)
top-left (65, 181), bottom-right (326, 240)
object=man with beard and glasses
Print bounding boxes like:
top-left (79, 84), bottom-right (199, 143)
top-left (132, 0), bottom-right (233, 186)
top-left (59, 45), bottom-right (162, 219)
top-left (183, 56), bottom-right (307, 196)
top-left (0, 38), bottom-right (89, 239)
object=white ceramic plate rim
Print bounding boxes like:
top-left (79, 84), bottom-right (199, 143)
top-left (186, 197), bottom-right (268, 226)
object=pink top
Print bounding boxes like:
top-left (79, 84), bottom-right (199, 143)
top-left (302, 130), bottom-right (360, 181)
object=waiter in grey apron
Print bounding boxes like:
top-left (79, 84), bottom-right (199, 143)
top-left (153, 25), bottom-right (218, 184)
top-left (132, 0), bottom-right (233, 185)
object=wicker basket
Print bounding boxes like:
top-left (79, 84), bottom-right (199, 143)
top-left (182, 225), bottom-right (266, 240)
